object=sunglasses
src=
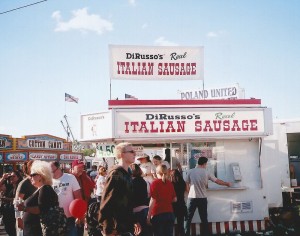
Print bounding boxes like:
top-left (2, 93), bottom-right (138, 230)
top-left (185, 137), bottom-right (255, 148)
top-left (123, 150), bottom-right (135, 154)
top-left (30, 173), bottom-right (39, 177)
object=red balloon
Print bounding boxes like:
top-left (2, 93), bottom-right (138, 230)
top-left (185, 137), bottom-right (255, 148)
top-left (69, 199), bottom-right (87, 218)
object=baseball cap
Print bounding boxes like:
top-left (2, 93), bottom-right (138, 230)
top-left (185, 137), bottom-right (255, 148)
top-left (137, 154), bottom-right (149, 160)
top-left (72, 160), bottom-right (85, 168)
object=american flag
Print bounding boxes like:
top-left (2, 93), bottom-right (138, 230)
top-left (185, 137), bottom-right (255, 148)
top-left (125, 93), bottom-right (138, 100)
top-left (65, 93), bottom-right (79, 103)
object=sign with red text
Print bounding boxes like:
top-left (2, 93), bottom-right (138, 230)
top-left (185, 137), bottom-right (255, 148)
top-left (5, 152), bottom-right (28, 162)
top-left (114, 108), bottom-right (272, 139)
top-left (109, 45), bottom-right (204, 80)
top-left (29, 153), bottom-right (58, 161)
top-left (60, 153), bottom-right (82, 161)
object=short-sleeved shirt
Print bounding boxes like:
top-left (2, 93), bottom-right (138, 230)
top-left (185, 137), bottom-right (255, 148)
top-left (171, 156), bottom-right (180, 170)
top-left (15, 177), bottom-right (37, 200)
top-left (150, 179), bottom-right (176, 217)
top-left (140, 162), bottom-right (155, 184)
top-left (186, 167), bottom-right (217, 198)
top-left (52, 173), bottom-right (81, 217)
top-left (95, 175), bottom-right (106, 197)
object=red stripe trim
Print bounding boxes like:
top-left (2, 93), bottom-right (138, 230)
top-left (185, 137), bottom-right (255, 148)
top-left (224, 222), bottom-right (229, 233)
top-left (209, 223), bottom-right (213, 234)
top-left (240, 221), bottom-right (245, 232)
top-left (257, 220), bottom-right (262, 231)
top-left (108, 99), bottom-right (261, 108)
top-left (191, 223), bottom-right (196, 235)
top-left (249, 221), bottom-right (254, 231)
top-left (216, 222), bottom-right (221, 234)
top-left (190, 221), bottom-right (265, 234)
top-left (233, 221), bottom-right (237, 231)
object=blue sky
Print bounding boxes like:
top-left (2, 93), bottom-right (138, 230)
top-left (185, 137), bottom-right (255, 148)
top-left (1, 0), bottom-right (299, 139)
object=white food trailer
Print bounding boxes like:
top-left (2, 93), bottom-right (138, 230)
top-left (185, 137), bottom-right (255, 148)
top-left (80, 99), bottom-right (283, 235)
top-left (265, 119), bottom-right (300, 206)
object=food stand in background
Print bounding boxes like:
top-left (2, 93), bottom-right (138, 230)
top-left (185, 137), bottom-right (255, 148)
top-left (0, 134), bottom-right (83, 174)
top-left (79, 99), bottom-right (280, 235)
top-left (0, 134), bottom-right (14, 174)
top-left (266, 119), bottom-right (300, 206)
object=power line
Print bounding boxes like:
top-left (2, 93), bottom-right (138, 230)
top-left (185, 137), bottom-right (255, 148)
top-left (0, 0), bottom-right (48, 15)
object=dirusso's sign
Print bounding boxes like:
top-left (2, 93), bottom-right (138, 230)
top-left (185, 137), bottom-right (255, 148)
top-left (114, 108), bottom-right (270, 139)
top-left (109, 45), bottom-right (204, 80)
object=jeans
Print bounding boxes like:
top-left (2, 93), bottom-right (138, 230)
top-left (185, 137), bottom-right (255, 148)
top-left (66, 217), bottom-right (78, 236)
top-left (151, 212), bottom-right (175, 236)
top-left (76, 222), bottom-right (84, 236)
top-left (184, 198), bottom-right (209, 236)
top-left (134, 208), bottom-right (150, 236)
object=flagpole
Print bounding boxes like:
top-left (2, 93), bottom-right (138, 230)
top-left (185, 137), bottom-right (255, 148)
top-left (202, 79), bottom-right (205, 100)
top-left (110, 77), bottom-right (112, 100)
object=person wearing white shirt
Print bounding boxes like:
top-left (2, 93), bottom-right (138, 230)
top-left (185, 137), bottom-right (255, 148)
top-left (152, 155), bottom-right (170, 179)
top-left (95, 166), bottom-right (107, 202)
top-left (138, 154), bottom-right (156, 184)
top-left (50, 161), bottom-right (82, 236)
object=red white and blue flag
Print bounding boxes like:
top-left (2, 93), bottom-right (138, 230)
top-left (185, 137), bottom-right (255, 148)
top-left (65, 93), bottom-right (79, 103)
top-left (125, 93), bottom-right (138, 100)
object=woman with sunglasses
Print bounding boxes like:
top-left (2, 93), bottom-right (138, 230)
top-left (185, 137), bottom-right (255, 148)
top-left (17, 160), bottom-right (60, 236)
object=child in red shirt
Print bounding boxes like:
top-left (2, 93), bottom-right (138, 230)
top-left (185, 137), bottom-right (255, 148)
top-left (147, 164), bottom-right (177, 236)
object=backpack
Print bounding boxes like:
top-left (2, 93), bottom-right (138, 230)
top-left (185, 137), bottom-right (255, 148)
top-left (40, 205), bottom-right (67, 236)
top-left (86, 201), bottom-right (102, 236)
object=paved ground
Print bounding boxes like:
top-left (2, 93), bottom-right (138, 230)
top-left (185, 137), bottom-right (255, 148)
top-left (0, 225), bottom-right (88, 236)
top-left (0, 225), bottom-right (8, 236)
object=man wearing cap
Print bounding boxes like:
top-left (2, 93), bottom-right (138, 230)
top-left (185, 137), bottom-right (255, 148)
top-left (71, 160), bottom-right (95, 236)
top-left (99, 142), bottom-right (141, 236)
top-left (184, 156), bottom-right (231, 236)
top-left (51, 161), bottom-right (82, 236)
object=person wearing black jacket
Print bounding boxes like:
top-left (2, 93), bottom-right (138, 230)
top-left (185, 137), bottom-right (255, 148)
top-left (170, 169), bottom-right (187, 236)
top-left (130, 163), bottom-right (150, 236)
top-left (98, 142), bottom-right (141, 236)
top-left (0, 171), bottom-right (23, 236)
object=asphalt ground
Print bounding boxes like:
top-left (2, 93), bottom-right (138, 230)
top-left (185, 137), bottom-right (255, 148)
top-left (0, 225), bottom-right (7, 236)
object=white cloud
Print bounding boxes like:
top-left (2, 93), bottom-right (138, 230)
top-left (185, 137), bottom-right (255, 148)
top-left (128, 0), bottom-right (136, 6)
top-left (142, 23), bottom-right (148, 29)
top-left (154, 37), bottom-right (179, 46)
top-left (52, 8), bottom-right (113, 35)
top-left (206, 30), bottom-right (227, 38)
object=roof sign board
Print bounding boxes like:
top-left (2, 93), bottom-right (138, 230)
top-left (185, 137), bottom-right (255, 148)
top-left (17, 135), bottom-right (70, 151)
top-left (179, 84), bottom-right (245, 100)
top-left (109, 45), bottom-right (204, 80)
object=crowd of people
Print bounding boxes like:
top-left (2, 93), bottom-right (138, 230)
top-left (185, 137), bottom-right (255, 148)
top-left (0, 142), bottom-right (231, 236)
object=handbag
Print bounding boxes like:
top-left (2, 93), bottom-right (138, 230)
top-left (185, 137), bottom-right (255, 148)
top-left (40, 205), bottom-right (67, 236)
